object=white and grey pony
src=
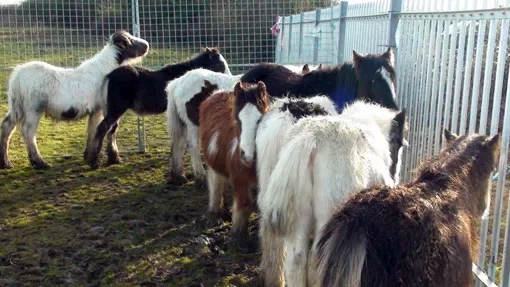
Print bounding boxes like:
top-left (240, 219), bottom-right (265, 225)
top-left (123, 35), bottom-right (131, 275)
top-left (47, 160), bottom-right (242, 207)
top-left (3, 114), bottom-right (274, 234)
top-left (0, 30), bottom-right (149, 169)
top-left (242, 101), bottom-right (407, 287)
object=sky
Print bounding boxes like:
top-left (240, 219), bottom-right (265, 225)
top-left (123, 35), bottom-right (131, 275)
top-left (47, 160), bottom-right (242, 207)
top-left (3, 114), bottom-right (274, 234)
top-left (0, 0), bottom-right (22, 4)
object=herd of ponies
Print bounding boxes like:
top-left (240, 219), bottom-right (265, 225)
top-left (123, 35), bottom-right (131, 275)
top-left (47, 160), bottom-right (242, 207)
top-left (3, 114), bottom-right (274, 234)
top-left (0, 30), bottom-right (502, 287)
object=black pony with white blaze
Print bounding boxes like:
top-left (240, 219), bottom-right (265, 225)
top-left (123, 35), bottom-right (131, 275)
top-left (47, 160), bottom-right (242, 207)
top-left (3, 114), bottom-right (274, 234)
top-left (241, 48), bottom-right (398, 112)
top-left (86, 47), bottom-right (231, 169)
top-left (0, 30), bottom-right (149, 169)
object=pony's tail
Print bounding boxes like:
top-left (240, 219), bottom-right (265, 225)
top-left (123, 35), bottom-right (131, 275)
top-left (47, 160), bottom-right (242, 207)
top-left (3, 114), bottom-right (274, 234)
top-left (165, 81), bottom-right (183, 143)
top-left (315, 219), bottom-right (367, 287)
top-left (260, 132), bottom-right (316, 236)
top-left (6, 68), bottom-right (24, 122)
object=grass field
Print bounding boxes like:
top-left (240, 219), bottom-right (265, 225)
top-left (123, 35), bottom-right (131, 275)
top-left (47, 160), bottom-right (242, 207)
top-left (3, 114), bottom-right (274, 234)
top-left (0, 30), bottom-right (509, 286)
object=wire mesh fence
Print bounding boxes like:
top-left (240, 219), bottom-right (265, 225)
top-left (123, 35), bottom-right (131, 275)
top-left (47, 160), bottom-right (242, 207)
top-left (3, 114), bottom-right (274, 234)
top-left (0, 0), bottom-right (335, 158)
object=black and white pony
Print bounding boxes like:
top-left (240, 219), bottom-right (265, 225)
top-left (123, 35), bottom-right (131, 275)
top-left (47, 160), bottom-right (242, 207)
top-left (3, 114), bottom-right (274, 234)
top-left (86, 47), bottom-right (231, 169)
top-left (165, 64), bottom-right (318, 186)
top-left (241, 48), bottom-right (398, 112)
top-left (0, 30), bottom-right (149, 169)
top-left (249, 101), bottom-right (407, 287)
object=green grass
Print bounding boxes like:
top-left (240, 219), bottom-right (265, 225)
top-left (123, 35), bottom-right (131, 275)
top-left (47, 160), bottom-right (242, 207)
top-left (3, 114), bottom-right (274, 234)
top-left (0, 41), bottom-right (260, 286)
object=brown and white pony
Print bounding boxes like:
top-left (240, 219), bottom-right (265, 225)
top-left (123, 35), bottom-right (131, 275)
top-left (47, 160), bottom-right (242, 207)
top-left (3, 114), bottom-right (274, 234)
top-left (198, 81), bottom-right (270, 247)
top-left (314, 130), bottom-right (501, 287)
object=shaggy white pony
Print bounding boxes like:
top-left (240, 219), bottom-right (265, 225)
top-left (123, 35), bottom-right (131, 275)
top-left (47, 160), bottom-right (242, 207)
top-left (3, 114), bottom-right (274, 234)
top-left (254, 101), bottom-right (407, 287)
top-left (0, 30), bottom-right (149, 169)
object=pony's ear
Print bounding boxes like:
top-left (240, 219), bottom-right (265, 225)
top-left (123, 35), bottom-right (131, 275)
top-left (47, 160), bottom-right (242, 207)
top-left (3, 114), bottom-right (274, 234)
top-left (302, 64), bottom-right (310, 74)
top-left (486, 134), bottom-right (501, 156)
top-left (234, 82), bottom-right (244, 95)
top-left (353, 50), bottom-right (363, 68)
top-left (203, 47), bottom-right (212, 53)
top-left (318, 63), bottom-right (323, 69)
top-left (444, 129), bottom-right (459, 144)
top-left (483, 134), bottom-right (501, 169)
top-left (382, 47), bottom-right (395, 66)
top-left (203, 80), bottom-right (213, 90)
top-left (257, 81), bottom-right (267, 93)
top-left (392, 109), bottom-right (407, 146)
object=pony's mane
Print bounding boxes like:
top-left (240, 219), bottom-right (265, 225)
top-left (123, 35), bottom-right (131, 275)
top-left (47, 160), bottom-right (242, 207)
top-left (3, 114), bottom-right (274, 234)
top-left (341, 100), bottom-right (402, 138)
top-left (354, 52), bottom-right (397, 86)
top-left (160, 47), bottom-right (220, 72)
top-left (298, 63), bottom-right (357, 96)
top-left (414, 134), bottom-right (499, 188)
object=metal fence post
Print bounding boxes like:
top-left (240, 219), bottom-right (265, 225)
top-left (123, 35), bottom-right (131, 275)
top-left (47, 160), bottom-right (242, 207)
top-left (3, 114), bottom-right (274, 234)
top-left (298, 12), bottom-right (304, 60)
top-left (313, 8), bottom-right (321, 65)
top-left (287, 15), bottom-right (293, 63)
top-left (337, 1), bottom-right (348, 64)
top-left (132, 0), bottom-right (145, 153)
top-left (387, 0), bottom-right (402, 65)
top-left (279, 17), bottom-right (285, 63)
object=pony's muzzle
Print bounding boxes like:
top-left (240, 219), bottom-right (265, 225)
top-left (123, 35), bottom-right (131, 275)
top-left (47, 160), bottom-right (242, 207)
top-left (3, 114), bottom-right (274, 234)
top-left (136, 41), bottom-right (150, 56)
top-left (240, 150), bottom-right (254, 166)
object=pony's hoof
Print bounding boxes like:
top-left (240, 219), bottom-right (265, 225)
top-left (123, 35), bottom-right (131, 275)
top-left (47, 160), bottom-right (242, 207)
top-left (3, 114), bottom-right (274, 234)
top-left (167, 171), bottom-right (188, 186)
top-left (0, 160), bottom-right (13, 169)
top-left (230, 230), bottom-right (254, 253)
top-left (87, 159), bottom-right (100, 169)
top-left (83, 149), bottom-right (89, 161)
top-left (107, 156), bottom-right (122, 165)
top-left (204, 209), bottom-right (231, 228)
top-left (31, 160), bottom-right (50, 170)
top-left (211, 209), bottom-right (231, 221)
top-left (194, 177), bottom-right (207, 190)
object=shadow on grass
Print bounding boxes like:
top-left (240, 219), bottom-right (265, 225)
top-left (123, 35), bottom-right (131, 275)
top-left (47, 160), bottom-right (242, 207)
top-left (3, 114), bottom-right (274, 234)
top-left (0, 152), bottom-right (260, 287)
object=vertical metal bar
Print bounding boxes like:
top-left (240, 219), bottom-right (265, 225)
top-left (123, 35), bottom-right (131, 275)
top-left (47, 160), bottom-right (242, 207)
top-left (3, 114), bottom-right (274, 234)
top-left (288, 15), bottom-right (293, 63)
top-left (434, 19), bottom-right (451, 154)
top-left (409, 19), bottom-right (425, 172)
top-left (469, 20), bottom-right (487, 134)
top-left (426, 20), bottom-right (444, 157)
top-left (442, 19), bottom-right (459, 135)
top-left (451, 19), bottom-right (468, 133)
top-left (299, 12), bottom-right (304, 59)
top-left (414, 19), bottom-right (431, 164)
top-left (501, 65), bottom-right (510, 285)
top-left (479, 19), bottom-right (498, 135)
top-left (404, 18), bottom-right (420, 179)
top-left (419, 19), bottom-right (437, 160)
top-left (387, 0), bottom-right (402, 59)
top-left (337, 1), bottom-right (348, 64)
top-left (459, 18), bottom-right (477, 135)
top-left (279, 17), bottom-right (285, 64)
top-left (313, 8), bottom-right (321, 65)
top-left (131, 0), bottom-right (145, 153)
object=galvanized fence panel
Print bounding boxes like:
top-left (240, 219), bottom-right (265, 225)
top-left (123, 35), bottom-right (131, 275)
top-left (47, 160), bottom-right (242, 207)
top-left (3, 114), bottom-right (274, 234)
top-left (277, 1), bottom-right (510, 285)
top-left (0, 0), bottom-right (312, 157)
top-left (396, 8), bottom-right (510, 286)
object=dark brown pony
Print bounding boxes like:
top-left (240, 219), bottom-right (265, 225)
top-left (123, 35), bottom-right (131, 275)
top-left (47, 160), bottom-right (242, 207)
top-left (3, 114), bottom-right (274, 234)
top-left (314, 129), bottom-right (500, 287)
top-left (199, 81), bottom-right (270, 247)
